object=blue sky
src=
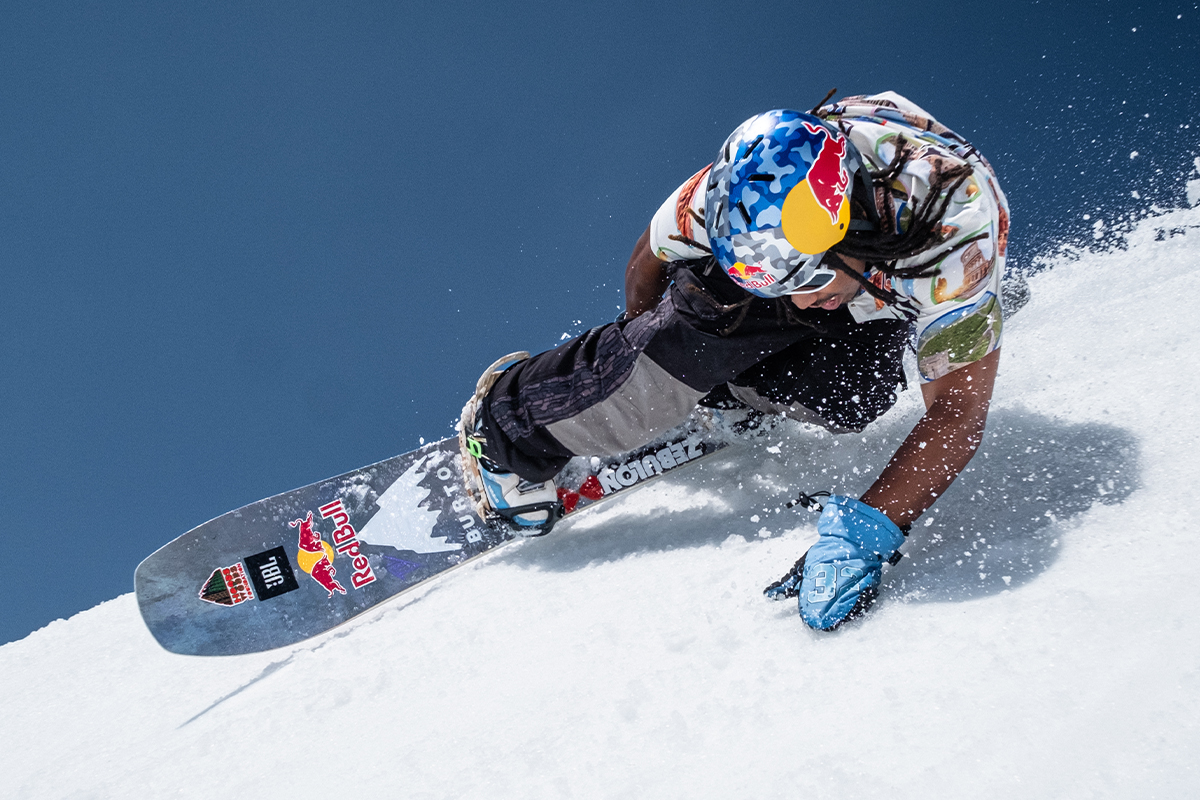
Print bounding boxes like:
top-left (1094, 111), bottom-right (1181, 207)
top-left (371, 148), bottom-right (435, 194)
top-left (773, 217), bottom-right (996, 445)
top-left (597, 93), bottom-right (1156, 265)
top-left (1, 0), bottom-right (1196, 645)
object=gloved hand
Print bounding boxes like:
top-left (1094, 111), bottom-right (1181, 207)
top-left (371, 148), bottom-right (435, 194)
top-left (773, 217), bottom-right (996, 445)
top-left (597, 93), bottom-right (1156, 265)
top-left (763, 556), bottom-right (805, 600)
top-left (765, 495), bottom-right (906, 631)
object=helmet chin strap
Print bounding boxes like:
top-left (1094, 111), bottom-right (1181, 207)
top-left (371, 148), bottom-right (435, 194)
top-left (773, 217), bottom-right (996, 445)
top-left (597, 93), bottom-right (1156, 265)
top-left (822, 250), bottom-right (870, 280)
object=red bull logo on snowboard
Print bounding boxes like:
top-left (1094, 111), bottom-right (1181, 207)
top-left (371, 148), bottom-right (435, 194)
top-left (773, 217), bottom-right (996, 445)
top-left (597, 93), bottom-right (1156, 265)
top-left (318, 499), bottom-right (377, 589)
top-left (292, 511), bottom-right (345, 597)
top-left (291, 500), bottom-right (377, 598)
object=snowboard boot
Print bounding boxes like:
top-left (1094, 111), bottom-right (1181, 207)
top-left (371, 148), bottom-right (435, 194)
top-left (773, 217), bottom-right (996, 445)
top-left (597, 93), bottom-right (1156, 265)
top-left (458, 352), bottom-right (562, 536)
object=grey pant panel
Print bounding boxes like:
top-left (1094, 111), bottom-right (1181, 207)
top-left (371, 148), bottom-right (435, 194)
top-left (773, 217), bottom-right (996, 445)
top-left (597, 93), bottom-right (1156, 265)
top-left (546, 353), bottom-right (706, 455)
top-left (488, 299), bottom-right (672, 443)
top-left (727, 384), bottom-right (863, 433)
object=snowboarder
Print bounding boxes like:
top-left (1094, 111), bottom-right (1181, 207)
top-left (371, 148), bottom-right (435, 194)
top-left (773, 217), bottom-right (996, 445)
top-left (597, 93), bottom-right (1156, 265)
top-left (459, 92), bottom-right (1010, 631)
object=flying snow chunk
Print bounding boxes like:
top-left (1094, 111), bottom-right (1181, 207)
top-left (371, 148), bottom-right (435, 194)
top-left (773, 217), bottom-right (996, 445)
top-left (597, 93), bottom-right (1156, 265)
top-left (1187, 157), bottom-right (1200, 208)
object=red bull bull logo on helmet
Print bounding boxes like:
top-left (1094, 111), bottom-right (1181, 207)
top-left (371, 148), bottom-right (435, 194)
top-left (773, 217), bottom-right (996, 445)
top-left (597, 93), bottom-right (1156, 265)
top-left (780, 124), bottom-right (851, 254)
top-left (801, 121), bottom-right (850, 223)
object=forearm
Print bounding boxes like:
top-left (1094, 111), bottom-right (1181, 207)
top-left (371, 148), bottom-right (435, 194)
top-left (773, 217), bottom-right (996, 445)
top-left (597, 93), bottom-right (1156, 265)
top-left (859, 349), bottom-right (1000, 529)
top-left (859, 397), bottom-right (988, 529)
top-left (624, 226), bottom-right (671, 319)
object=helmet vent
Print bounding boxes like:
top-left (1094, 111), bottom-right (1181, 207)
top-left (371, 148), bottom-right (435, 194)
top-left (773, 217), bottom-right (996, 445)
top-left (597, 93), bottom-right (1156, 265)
top-left (739, 135), bottom-right (764, 161)
top-left (747, 173), bottom-right (774, 182)
top-left (736, 201), bottom-right (752, 226)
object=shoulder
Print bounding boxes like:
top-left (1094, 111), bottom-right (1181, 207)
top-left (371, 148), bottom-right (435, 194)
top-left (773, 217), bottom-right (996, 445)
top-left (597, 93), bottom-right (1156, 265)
top-left (648, 164), bottom-right (713, 262)
top-left (824, 93), bottom-right (1001, 186)
top-left (820, 92), bottom-right (963, 145)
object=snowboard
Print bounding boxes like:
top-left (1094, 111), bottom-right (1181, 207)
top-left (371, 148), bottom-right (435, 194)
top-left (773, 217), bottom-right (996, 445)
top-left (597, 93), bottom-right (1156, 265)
top-left (136, 419), bottom-right (730, 656)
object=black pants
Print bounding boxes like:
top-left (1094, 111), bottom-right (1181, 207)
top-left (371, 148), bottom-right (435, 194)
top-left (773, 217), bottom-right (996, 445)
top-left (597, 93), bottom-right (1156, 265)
top-left (481, 261), bottom-right (911, 482)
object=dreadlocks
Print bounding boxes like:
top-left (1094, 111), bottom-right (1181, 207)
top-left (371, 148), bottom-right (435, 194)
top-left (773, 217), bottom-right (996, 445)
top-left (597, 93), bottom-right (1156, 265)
top-left (826, 137), bottom-right (979, 316)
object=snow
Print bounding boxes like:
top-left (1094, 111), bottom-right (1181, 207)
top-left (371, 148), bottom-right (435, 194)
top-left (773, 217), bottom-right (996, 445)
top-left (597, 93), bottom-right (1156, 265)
top-left (5, 204), bottom-right (1200, 797)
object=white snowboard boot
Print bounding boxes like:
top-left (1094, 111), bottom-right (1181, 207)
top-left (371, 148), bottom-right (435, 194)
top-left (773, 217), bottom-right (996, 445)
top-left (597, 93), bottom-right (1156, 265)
top-left (458, 352), bottom-right (561, 534)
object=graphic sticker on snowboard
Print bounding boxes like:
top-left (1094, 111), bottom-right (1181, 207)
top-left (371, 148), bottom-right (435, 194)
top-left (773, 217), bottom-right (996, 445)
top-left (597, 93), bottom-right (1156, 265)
top-left (243, 547), bottom-right (300, 601)
top-left (198, 563), bottom-right (255, 607)
top-left (354, 453), bottom-right (477, 553)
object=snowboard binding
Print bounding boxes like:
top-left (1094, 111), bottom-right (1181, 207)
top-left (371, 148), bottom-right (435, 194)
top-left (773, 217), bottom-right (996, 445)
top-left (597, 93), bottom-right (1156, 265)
top-left (458, 352), bottom-right (563, 536)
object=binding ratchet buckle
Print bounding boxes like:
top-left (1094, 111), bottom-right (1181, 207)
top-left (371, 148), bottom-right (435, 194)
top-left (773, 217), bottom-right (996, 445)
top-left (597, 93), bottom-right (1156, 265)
top-left (490, 500), bottom-right (564, 537)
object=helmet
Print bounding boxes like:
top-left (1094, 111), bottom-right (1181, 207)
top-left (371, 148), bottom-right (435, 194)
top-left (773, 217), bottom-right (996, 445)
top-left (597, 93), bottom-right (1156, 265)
top-left (705, 110), bottom-right (864, 298)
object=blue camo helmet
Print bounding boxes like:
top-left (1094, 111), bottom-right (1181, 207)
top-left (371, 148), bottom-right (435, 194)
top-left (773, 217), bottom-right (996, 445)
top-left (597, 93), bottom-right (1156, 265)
top-left (705, 110), bottom-right (864, 297)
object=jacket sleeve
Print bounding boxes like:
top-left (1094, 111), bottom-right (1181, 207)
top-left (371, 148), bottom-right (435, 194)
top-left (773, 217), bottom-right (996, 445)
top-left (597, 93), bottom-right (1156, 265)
top-left (901, 159), bottom-right (1008, 383)
top-left (647, 164), bottom-right (713, 261)
top-left (839, 113), bottom-right (1011, 384)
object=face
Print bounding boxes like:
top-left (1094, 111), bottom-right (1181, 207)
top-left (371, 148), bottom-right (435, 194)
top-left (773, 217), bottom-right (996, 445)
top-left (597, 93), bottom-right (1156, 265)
top-left (788, 256), bottom-right (866, 311)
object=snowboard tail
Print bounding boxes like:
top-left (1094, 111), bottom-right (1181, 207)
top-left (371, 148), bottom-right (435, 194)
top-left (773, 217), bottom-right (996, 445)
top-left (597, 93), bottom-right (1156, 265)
top-left (136, 419), bottom-right (729, 656)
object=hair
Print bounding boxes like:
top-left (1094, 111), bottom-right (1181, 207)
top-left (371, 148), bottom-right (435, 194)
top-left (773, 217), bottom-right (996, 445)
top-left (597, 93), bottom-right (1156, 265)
top-left (822, 136), bottom-right (984, 317)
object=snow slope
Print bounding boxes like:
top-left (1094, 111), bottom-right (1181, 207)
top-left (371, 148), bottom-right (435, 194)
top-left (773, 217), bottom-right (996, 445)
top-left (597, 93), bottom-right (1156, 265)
top-left (4, 203), bottom-right (1200, 799)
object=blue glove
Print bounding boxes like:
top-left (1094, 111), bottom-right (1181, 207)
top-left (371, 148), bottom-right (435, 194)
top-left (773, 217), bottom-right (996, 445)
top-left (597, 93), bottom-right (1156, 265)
top-left (766, 495), bottom-right (905, 631)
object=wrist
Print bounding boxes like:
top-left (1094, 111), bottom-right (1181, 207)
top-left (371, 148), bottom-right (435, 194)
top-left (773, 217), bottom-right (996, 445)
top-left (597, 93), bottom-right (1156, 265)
top-left (820, 495), bottom-right (906, 557)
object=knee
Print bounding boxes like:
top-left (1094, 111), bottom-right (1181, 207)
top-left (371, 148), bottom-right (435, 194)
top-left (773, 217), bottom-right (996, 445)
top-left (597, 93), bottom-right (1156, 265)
top-left (804, 385), bottom-right (899, 432)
